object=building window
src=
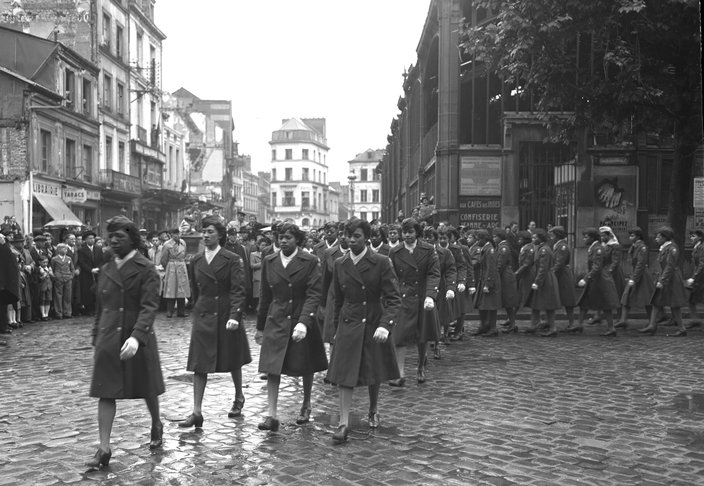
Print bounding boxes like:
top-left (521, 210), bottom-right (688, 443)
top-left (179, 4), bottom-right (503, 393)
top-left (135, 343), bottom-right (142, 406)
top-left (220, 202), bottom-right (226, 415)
top-left (116, 82), bottom-right (124, 116)
top-left (271, 168), bottom-right (276, 181)
top-left (302, 148), bottom-right (309, 160)
top-left (283, 191), bottom-right (295, 206)
top-left (372, 189), bottom-right (379, 202)
top-left (302, 168), bottom-right (309, 181)
top-left (82, 78), bottom-right (92, 115)
top-left (103, 73), bottom-right (112, 111)
top-left (64, 69), bottom-right (75, 110)
top-left (302, 218), bottom-right (310, 227)
top-left (116, 25), bottom-right (123, 59)
top-left (271, 149), bottom-right (276, 160)
top-left (105, 136), bottom-right (113, 170)
top-left (285, 149), bottom-right (292, 160)
top-left (39, 129), bottom-right (51, 172)
top-left (372, 211), bottom-right (379, 221)
top-left (361, 190), bottom-right (368, 202)
top-left (118, 141), bottom-right (125, 172)
top-left (302, 191), bottom-right (310, 209)
top-left (83, 145), bottom-right (93, 182)
top-left (360, 211), bottom-right (367, 221)
top-left (285, 168), bottom-right (292, 181)
top-left (137, 31), bottom-right (144, 66)
top-left (367, 151), bottom-right (373, 159)
top-left (361, 168), bottom-right (367, 181)
top-left (102, 13), bottom-right (111, 49)
top-left (65, 139), bottom-right (76, 177)
top-left (271, 192), bottom-right (277, 207)
top-left (373, 170), bottom-right (380, 181)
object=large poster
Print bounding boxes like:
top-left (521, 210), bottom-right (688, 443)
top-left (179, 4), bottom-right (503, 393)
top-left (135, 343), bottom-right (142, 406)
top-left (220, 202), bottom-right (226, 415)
top-left (460, 155), bottom-right (501, 196)
top-left (593, 165), bottom-right (638, 244)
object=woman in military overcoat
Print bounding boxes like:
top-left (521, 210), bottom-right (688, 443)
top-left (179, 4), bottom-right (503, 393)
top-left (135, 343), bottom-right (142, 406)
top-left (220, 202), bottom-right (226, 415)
top-left (616, 227), bottom-right (655, 329)
top-left (88, 216), bottom-right (164, 468)
top-left (513, 231), bottom-right (535, 314)
top-left (549, 226), bottom-right (577, 330)
top-left (423, 226), bottom-right (457, 359)
top-left (685, 229), bottom-right (704, 326)
top-left (494, 229), bottom-right (519, 332)
top-left (473, 229), bottom-right (502, 337)
top-left (526, 229), bottom-right (561, 337)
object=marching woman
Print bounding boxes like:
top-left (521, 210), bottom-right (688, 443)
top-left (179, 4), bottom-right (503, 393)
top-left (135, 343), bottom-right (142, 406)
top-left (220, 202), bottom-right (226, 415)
top-left (525, 229), bottom-right (561, 337)
top-left (615, 227), bottom-right (655, 329)
top-left (448, 226), bottom-right (474, 340)
top-left (255, 222), bottom-right (327, 431)
top-left (327, 218), bottom-right (401, 443)
top-left (513, 231), bottom-right (535, 324)
top-left (388, 218), bottom-right (440, 385)
top-left (473, 229), bottom-right (501, 337)
top-left (423, 226), bottom-right (457, 359)
top-left (493, 229), bottom-right (518, 333)
top-left (685, 229), bottom-right (704, 327)
top-left (178, 215), bottom-right (251, 428)
top-left (573, 228), bottom-right (619, 336)
top-left (160, 228), bottom-right (191, 318)
top-left (548, 226), bottom-right (577, 330)
top-left (87, 216), bottom-right (165, 468)
top-left (589, 226), bottom-right (625, 324)
top-left (638, 226), bottom-right (688, 336)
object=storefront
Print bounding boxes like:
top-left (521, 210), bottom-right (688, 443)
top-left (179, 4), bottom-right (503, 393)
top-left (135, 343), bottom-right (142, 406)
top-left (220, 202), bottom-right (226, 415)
top-left (63, 184), bottom-right (100, 231)
top-left (31, 178), bottom-right (82, 231)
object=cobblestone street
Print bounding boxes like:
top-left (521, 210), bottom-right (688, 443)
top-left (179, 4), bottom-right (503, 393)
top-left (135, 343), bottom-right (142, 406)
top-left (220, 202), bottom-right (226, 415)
top-left (0, 313), bottom-right (702, 485)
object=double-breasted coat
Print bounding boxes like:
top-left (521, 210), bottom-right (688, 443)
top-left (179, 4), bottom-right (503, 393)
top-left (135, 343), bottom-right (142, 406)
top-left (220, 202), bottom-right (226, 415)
top-left (577, 241), bottom-right (619, 311)
top-left (256, 249), bottom-right (327, 376)
top-left (435, 245), bottom-right (458, 328)
top-left (389, 241), bottom-right (441, 345)
top-left (651, 242), bottom-right (688, 308)
top-left (515, 243), bottom-right (536, 309)
top-left (458, 243), bottom-right (475, 314)
top-left (552, 239), bottom-right (577, 307)
top-left (327, 250), bottom-right (401, 387)
top-left (186, 249), bottom-right (252, 373)
top-left (90, 253), bottom-right (165, 399)
top-left (447, 242), bottom-right (467, 320)
top-left (160, 239), bottom-right (191, 299)
top-left (319, 245), bottom-right (347, 343)
top-left (370, 242), bottom-right (391, 256)
top-left (474, 242), bottom-right (502, 310)
top-left (528, 243), bottom-right (561, 310)
top-left (497, 240), bottom-right (519, 308)
top-left (688, 241), bottom-right (704, 304)
top-left (605, 243), bottom-right (626, 298)
top-left (621, 239), bottom-right (655, 308)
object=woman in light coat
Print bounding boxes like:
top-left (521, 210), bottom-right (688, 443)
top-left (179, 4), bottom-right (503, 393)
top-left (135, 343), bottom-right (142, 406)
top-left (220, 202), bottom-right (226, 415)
top-left (160, 228), bottom-right (191, 317)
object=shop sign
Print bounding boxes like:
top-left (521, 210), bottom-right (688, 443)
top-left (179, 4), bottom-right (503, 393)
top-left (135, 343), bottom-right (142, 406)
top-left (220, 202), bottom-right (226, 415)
top-left (458, 196), bottom-right (501, 229)
top-left (33, 181), bottom-right (60, 197)
top-left (693, 178), bottom-right (704, 208)
top-left (460, 155), bottom-right (501, 197)
top-left (593, 165), bottom-right (638, 244)
top-left (86, 190), bottom-right (101, 201)
top-left (63, 187), bottom-right (87, 204)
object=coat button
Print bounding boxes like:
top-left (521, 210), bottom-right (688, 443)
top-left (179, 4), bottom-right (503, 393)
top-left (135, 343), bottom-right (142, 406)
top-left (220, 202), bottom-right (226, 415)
top-left (116, 327), bottom-right (121, 331)
top-left (402, 294), bottom-right (406, 298)
top-left (287, 315), bottom-right (291, 319)
top-left (362, 318), bottom-right (366, 323)
top-left (288, 283), bottom-right (292, 287)
top-left (119, 307), bottom-right (124, 312)
top-left (362, 301), bottom-right (366, 305)
top-left (289, 299), bottom-right (293, 303)
top-left (215, 296), bottom-right (219, 300)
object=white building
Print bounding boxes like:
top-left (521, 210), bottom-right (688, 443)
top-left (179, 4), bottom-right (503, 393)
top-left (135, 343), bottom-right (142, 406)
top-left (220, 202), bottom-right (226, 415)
top-left (269, 118), bottom-right (331, 229)
top-left (348, 148), bottom-right (383, 222)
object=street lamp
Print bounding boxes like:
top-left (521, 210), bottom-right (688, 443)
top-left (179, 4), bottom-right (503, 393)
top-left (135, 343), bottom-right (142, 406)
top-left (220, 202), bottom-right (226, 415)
top-left (347, 169), bottom-right (357, 218)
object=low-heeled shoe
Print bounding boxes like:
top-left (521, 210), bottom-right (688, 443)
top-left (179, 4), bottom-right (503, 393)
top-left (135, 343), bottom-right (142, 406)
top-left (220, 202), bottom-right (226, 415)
top-left (295, 407), bottom-right (311, 425)
top-left (258, 416), bottom-right (280, 431)
top-left (228, 398), bottom-right (245, 418)
top-left (332, 425), bottom-right (350, 443)
top-left (149, 421), bottom-right (163, 449)
top-left (178, 412), bottom-right (203, 428)
top-left (86, 448), bottom-right (111, 469)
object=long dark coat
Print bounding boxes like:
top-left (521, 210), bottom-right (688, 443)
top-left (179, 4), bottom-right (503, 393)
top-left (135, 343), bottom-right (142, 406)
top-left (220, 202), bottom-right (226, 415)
top-left (497, 240), bottom-right (519, 308)
top-left (435, 245), bottom-right (457, 329)
top-left (186, 249), bottom-right (251, 373)
top-left (621, 239), bottom-right (655, 308)
top-left (327, 250), bottom-right (401, 387)
top-left (447, 243), bottom-right (466, 320)
top-left (77, 244), bottom-right (104, 310)
top-left (528, 243), bottom-right (561, 311)
top-left (515, 243), bottom-right (536, 309)
top-left (688, 242), bottom-right (704, 304)
top-left (458, 243), bottom-right (475, 314)
top-left (370, 242), bottom-right (391, 256)
top-left (389, 241), bottom-right (441, 345)
top-left (577, 241), bottom-right (619, 311)
top-left (319, 245), bottom-right (346, 343)
top-left (474, 242), bottom-right (502, 310)
top-left (552, 239), bottom-right (577, 307)
top-left (90, 253), bottom-right (165, 399)
top-left (651, 242), bottom-right (688, 308)
top-left (604, 243), bottom-right (626, 298)
top-left (256, 250), bottom-right (327, 376)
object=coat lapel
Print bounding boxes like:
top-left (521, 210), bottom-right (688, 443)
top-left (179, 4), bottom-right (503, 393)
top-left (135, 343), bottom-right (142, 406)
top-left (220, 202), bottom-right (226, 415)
top-left (397, 245), bottom-right (418, 270)
top-left (210, 251), bottom-right (231, 281)
top-left (103, 261), bottom-right (123, 289)
top-left (286, 252), bottom-right (307, 279)
top-left (269, 253), bottom-right (290, 282)
top-left (195, 253), bottom-right (217, 282)
top-left (344, 254), bottom-right (365, 286)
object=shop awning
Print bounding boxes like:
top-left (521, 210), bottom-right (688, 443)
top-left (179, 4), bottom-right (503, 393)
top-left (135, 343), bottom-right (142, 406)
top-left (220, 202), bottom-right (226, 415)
top-left (34, 193), bottom-right (83, 226)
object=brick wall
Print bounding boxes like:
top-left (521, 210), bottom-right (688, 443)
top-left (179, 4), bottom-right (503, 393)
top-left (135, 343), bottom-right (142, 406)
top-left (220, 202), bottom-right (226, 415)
top-left (0, 123), bottom-right (28, 181)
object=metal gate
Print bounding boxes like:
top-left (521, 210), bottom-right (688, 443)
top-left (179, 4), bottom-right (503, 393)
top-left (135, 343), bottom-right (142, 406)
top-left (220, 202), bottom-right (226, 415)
top-left (518, 142), bottom-right (578, 242)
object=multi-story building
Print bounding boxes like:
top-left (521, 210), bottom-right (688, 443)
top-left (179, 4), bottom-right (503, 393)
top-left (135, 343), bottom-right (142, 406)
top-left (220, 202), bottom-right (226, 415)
top-left (269, 118), bottom-right (330, 229)
top-left (256, 171), bottom-right (271, 225)
top-left (348, 149), bottom-right (383, 222)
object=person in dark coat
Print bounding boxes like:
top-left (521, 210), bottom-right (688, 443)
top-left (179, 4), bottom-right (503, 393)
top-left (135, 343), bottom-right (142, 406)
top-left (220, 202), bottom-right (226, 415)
top-left (493, 229), bottom-right (518, 332)
top-left (313, 222), bottom-right (339, 262)
top-left (388, 218), bottom-right (440, 385)
top-left (0, 231), bottom-right (20, 337)
top-left (548, 226), bottom-right (577, 330)
top-left (77, 231), bottom-right (104, 316)
top-left (440, 226), bottom-right (467, 335)
top-left (369, 224), bottom-right (391, 256)
top-left (589, 226), bottom-right (626, 324)
top-left (638, 226), bottom-right (688, 336)
top-left (87, 216), bottom-right (165, 469)
top-left (472, 229), bottom-right (502, 337)
top-left (573, 228), bottom-right (619, 336)
top-left (224, 228), bottom-right (252, 310)
top-left (255, 222), bottom-right (327, 432)
top-left (525, 229), bottom-right (561, 337)
top-left (448, 226), bottom-right (474, 340)
top-left (179, 216), bottom-right (252, 428)
top-left (319, 237), bottom-right (349, 344)
top-left (423, 226), bottom-right (456, 359)
top-left (513, 231), bottom-right (536, 316)
top-left (615, 227), bottom-right (655, 329)
top-left (327, 218), bottom-right (401, 443)
top-left (685, 229), bottom-right (704, 327)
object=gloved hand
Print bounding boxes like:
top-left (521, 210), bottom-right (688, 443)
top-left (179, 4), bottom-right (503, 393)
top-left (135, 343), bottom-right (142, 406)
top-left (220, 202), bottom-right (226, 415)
top-left (531, 283), bottom-right (539, 290)
top-left (457, 283), bottom-right (466, 293)
top-left (120, 337), bottom-right (139, 360)
top-left (446, 290), bottom-right (455, 300)
top-left (92, 267), bottom-right (100, 274)
top-left (469, 287), bottom-right (477, 295)
top-left (686, 278), bottom-right (695, 287)
top-left (627, 279), bottom-right (635, 287)
top-left (482, 286), bottom-right (490, 293)
top-left (423, 297), bottom-right (435, 310)
top-left (254, 329), bottom-right (263, 345)
top-left (226, 319), bottom-right (239, 331)
top-left (578, 279), bottom-right (586, 288)
top-left (656, 282), bottom-right (663, 289)
top-left (292, 323), bottom-right (307, 342)
top-left (373, 327), bottom-right (389, 343)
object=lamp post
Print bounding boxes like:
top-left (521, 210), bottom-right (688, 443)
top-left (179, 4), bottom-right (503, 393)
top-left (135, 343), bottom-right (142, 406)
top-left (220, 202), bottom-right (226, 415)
top-left (347, 169), bottom-right (357, 218)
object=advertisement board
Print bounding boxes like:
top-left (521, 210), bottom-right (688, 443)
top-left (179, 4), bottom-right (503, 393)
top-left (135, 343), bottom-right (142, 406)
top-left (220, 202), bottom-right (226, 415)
top-left (460, 155), bottom-right (501, 197)
top-left (458, 196), bottom-right (501, 229)
top-left (593, 165), bottom-right (638, 244)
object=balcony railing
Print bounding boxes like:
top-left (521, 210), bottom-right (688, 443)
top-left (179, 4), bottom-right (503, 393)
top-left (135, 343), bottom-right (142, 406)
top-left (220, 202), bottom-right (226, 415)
top-left (99, 169), bottom-right (141, 194)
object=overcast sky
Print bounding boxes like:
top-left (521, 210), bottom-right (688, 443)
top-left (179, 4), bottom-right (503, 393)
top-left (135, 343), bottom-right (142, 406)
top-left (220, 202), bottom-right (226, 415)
top-left (158, 0), bottom-right (431, 184)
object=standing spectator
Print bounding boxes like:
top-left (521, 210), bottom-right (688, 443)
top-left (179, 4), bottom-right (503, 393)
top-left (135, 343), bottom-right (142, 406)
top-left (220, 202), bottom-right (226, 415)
top-left (37, 256), bottom-right (53, 320)
top-left (11, 234), bottom-right (33, 325)
top-left (51, 243), bottom-right (75, 319)
top-left (64, 233), bottom-right (81, 316)
top-left (160, 228), bottom-right (191, 318)
top-left (0, 232), bottom-right (19, 338)
top-left (249, 239), bottom-right (266, 312)
top-left (685, 229), bottom-right (704, 327)
top-left (77, 231), bottom-right (104, 316)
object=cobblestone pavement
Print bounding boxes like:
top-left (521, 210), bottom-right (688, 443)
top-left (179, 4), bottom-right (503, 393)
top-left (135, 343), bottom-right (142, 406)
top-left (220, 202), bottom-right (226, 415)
top-left (0, 312), bottom-right (703, 485)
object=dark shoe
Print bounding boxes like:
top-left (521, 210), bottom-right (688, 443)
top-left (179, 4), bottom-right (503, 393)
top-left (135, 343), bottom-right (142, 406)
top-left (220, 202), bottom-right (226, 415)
top-left (332, 425), bottom-right (350, 443)
top-left (228, 398), bottom-right (244, 418)
top-left (521, 327), bottom-right (538, 334)
top-left (259, 373), bottom-right (268, 381)
top-left (417, 369), bottom-right (426, 384)
top-left (258, 416), bottom-right (280, 431)
top-left (0, 329), bottom-right (11, 335)
top-left (540, 330), bottom-right (558, 338)
top-left (149, 421), bottom-right (163, 449)
top-left (563, 326), bottom-right (583, 334)
top-left (480, 330), bottom-right (499, 338)
top-left (177, 313), bottom-right (189, 318)
top-left (85, 448), bottom-right (111, 469)
top-left (614, 321), bottom-right (628, 329)
top-left (667, 330), bottom-right (687, 337)
top-left (368, 412), bottom-right (380, 429)
top-left (500, 320), bottom-right (511, 327)
top-left (656, 315), bottom-right (669, 324)
top-left (388, 377), bottom-right (406, 387)
top-left (296, 406), bottom-right (311, 425)
top-left (41, 317), bottom-right (49, 321)
top-left (663, 319), bottom-right (677, 327)
top-left (433, 347), bottom-right (441, 360)
top-left (501, 325), bottom-right (518, 334)
top-left (537, 321), bottom-right (549, 331)
top-left (8, 323), bottom-right (18, 329)
top-left (637, 326), bottom-right (657, 336)
top-left (600, 330), bottom-right (617, 337)
top-left (469, 328), bottom-right (489, 336)
top-left (178, 412), bottom-right (203, 428)
top-left (587, 317), bottom-right (601, 325)
top-left (166, 312), bottom-right (173, 318)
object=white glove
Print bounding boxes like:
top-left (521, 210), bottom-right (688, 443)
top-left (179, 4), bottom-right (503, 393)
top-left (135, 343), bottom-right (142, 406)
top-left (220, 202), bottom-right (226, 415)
top-left (469, 287), bottom-right (477, 295)
top-left (531, 283), bottom-right (539, 290)
top-left (156, 265), bottom-right (164, 271)
top-left (226, 319), bottom-right (239, 331)
top-left (482, 286), bottom-right (490, 294)
top-left (120, 337), bottom-right (139, 360)
top-left (457, 283), bottom-right (466, 293)
top-left (656, 282), bottom-right (663, 289)
top-left (373, 327), bottom-right (389, 342)
top-left (423, 297), bottom-right (435, 310)
top-left (578, 279), bottom-right (586, 288)
top-left (628, 279), bottom-right (635, 287)
top-left (292, 323), bottom-right (307, 342)
top-left (686, 278), bottom-right (695, 287)
top-left (446, 290), bottom-right (455, 300)
top-left (91, 267), bottom-right (100, 274)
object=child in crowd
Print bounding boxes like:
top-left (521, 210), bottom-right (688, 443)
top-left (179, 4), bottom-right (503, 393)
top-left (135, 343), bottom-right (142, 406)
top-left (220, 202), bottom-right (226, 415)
top-left (38, 257), bottom-right (53, 321)
top-left (51, 243), bottom-right (75, 319)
